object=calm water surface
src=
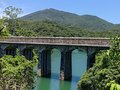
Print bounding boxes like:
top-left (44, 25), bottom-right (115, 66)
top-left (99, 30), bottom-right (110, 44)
top-left (34, 49), bottom-right (87, 90)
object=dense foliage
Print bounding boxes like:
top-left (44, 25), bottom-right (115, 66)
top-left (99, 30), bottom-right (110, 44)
top-left (0, 50), bottom-right (38, 90)
top-left (0, 7), bottom-right (38, 89)
top-left (0, 20), bottom-right (10, 36)
top-left (14, 20), bottom-right (120, 37)
top-left (77, 37), bottom-right (120, 90)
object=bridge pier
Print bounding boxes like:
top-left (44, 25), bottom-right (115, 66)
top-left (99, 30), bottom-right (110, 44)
top-left (17, 45), bottom-right (34, 60)
top-left (87, 47), bottom-right (98, 69)
top-left (60, 49), bottom-right (72, 80)
top-left (39, 49), bottom-right (51, 77)
top-left (0, 48), bottom-right (4, 58)
top-left (87, 53), bottom-right (96, 69)
top-left (23, 49), bottom-right (33, 60)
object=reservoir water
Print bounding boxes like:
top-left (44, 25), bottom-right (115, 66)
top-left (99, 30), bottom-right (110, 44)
top-left (34, 49), bottom-right (87, 90)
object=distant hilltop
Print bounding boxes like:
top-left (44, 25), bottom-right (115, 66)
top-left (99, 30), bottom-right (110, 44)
top-left (20, 8), bottom-right (119, 31)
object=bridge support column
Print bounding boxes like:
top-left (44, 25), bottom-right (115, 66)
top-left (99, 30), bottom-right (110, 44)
top-left (18, 45), bottom-right (33, 60)
top-left (17, 45), bottom-right (26, 55)
top-left (23, 49), bottom-right (33, 60)
top-left (38, 49), bottom-right (51, 77)
top-left (87, 54), bottom-right (96, 69)
top-left (0, 48), bottom-right (4, 58)
top-left (60, 50), bottom-right (72, 80)
top-left (87, 48), bottom-right (97, 69)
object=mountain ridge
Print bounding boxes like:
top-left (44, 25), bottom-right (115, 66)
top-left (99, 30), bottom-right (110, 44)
top-left (21, 8), bottom-right (115, 31)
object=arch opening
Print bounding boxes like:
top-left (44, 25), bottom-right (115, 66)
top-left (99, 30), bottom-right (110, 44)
top-left (5, 46), bottom-right (16, 56)
top-left (51, 48), bottom-right (61, 79)
top-left (23, 47), bottom-right (34, 60)
top-left (72, 49), bottom-right (87, 82)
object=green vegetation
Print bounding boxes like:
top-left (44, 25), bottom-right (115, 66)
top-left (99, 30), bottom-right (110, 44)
top-left (77, 36), bottom-right (120, 90)
top-left (0, 20), bottom-right (10, 36)
top-left (3, 6), bottom-right (22, 36)
top-left (0, 6), bottom-right (38, 90)
top-left (0, 50), bottom-right (38, 90)
top-left (21, 8), bottom-right (113, 31)
top-left (13, 20), bottom-right (119, 37)
top-left (20, 8), bottom-right (120, 37)
top-left (106, 81), bottom-right (120, 90)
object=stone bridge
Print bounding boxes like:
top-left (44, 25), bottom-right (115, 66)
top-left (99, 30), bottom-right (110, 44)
top-left (0, 36), bottom-right (110, 80)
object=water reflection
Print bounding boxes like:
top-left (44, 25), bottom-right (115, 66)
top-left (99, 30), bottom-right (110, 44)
top-left (35, 77), bottom-right (50, 90)
top-left (34, 76), bottom-right (79, 90)
top-left (72, 49), bottom-right (87, 79)
top-left (51, 49), bottom-right (61, 78)
top-left (34, 49), bottom-right (87, 90)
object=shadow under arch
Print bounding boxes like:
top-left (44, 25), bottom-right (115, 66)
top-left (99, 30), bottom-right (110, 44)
top-left (0, 47), bottom-right (4, 58)
top-left (22, 47), bottom-right (34, 60)
top-left (5, 45), bottom-right (16, 56)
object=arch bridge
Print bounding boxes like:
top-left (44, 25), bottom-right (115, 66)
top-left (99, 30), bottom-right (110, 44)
top-left (0, 37), bottom-right (110, 80)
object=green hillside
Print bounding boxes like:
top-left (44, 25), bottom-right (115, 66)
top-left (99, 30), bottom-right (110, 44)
top-left (21, 8), bottom-right (114, 31)
top-left (14, 20), bottom-right (120, 37)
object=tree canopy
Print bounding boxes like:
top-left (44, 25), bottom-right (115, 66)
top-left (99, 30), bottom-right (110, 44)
top-left (3, 6), bottom-right (22, 20)
top-left (0, 50), bottom-right (38, 90)
top-left (78, 36), bottom-right (120, 90)
top-left (3, 6), bottom-right (22, 36)
top-left (0, 20), bottom-right (10, 36)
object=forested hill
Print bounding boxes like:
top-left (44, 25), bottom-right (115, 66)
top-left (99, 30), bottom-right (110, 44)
top-left (21, 8), bottom-right (114, 31)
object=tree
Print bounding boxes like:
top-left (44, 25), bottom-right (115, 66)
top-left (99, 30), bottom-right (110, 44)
top-left (3, 6), bottom-right (22, 19)
top-left (0, 20), bottom-right (10, 36)
top-left (3, 6), bottom-right (22, 35)
top-left (0, 49), bottom-right (38, 90)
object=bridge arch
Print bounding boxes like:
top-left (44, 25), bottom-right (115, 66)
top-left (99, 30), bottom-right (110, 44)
top-left (71, 48), bottom-right (87, 81)
top-left (38, 47), bottom-right (51, 77)
top-left (58, 47), bottom-right (88, 80)
top-left (0, 37), bottom-right (110, 81)
top-left (22, 47), bottom-right (34, 60)
top-left (51, 48), bottom-right (61, 79)
top-left (4, 45), bottom-right (16, 56)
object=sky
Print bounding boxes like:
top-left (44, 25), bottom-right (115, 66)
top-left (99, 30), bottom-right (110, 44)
top-left (0, 0), bottom-right (120, 24)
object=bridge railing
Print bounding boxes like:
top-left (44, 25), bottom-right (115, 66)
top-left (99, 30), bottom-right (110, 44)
top-left (0, 36), bottom-right (110, 47)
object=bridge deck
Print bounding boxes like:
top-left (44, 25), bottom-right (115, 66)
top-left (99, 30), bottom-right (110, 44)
top-left (0, 36), bottom-right (110, 47)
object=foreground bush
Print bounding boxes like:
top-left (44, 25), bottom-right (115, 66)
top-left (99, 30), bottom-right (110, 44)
top-left (78, 36), bottom-right (120, 90)
top-left (0, 50), bottom-right (38, 90)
